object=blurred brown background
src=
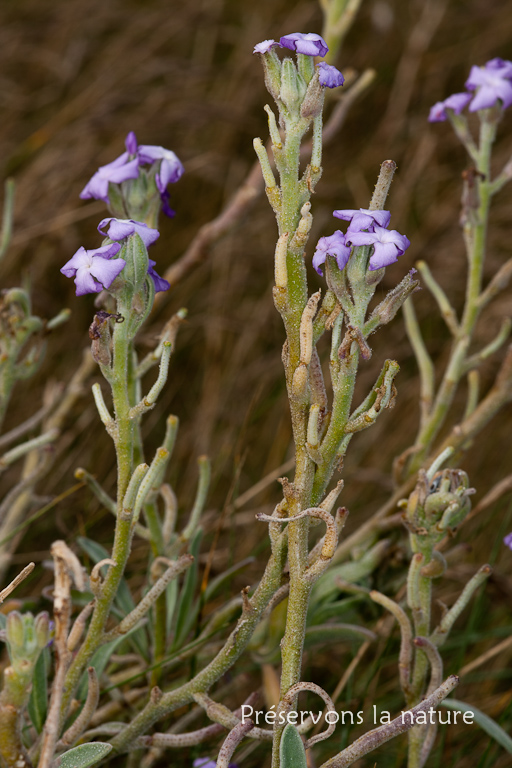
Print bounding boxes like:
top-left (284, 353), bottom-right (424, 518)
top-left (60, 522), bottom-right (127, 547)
top-left (2, 0), bottom-right (512, 636)
top-left (0, 0), bottom-right (512, 765)
top-left (1, 0), bottom-right (510, 545)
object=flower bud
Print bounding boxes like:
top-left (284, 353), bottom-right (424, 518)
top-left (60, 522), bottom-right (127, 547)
top-left (6, 611), bottom-right (25, 650)
top-left (300, 71), bottom-right (324, 119)
top-left (89, 310), bottom-right (114, 366)
top-left (5, 611), bottom-right (51, 669)
top-left (115, 233), bottom-right (149, 296)
top-left (280, 58), bottom-right (305, 113)
top-left (119, 165), bottom-right (162, 227)
top-left (261, 49), bottom-right (282, 101)
top-left (368, 270), bottom-right (420, 326)
top-left (34, 611), bottom-right (52, 649)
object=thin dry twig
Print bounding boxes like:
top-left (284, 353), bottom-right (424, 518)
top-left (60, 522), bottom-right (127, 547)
top-left (38, 541), bottom-right (85, 768)
top-left (0, 562), bottom-right (34, 603)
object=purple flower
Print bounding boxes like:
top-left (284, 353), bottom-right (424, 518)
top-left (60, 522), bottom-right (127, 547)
top-left (279, 33), bottom-right (328, 58)
top-left (61, 243), bottom-right (124, 296)
top-left (317, 62), bottom-right (344, 88)
top-left (346, 225), bottom-right (410, 270)
top-left (466, 58), bottom-right (512, 111)
top-left (504, 532), bottom-right (512, 550)
top-left (192, 760), bottom-right (238, 768)
top-left (126, 133), bottom-right (183, 218)
top-left (80, 153), bottom-right (140, 203)
top-left (253, 39), bottom-right (278, 54)
top-left (333, 208), bottom-right (391, 233)
top-left (125, 130), bottom-right (138, 155)
top-left (159, 189), bottom-right (176, 218)
top-left (98, 218), bottom-right (160, 248)
top-left (484, 57), bottom-right (512, 77)
top-left (313, 231), bottom-right (351, 275)
top-left (137, 145), bottom-right (184, 194)
top-left (148, 259), bottom-right (170, 293)
top-left (428, 92), bottom-right (472, 122)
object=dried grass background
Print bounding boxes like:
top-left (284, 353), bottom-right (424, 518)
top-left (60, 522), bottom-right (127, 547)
top-left (1, 0), bottom-right (512, 765)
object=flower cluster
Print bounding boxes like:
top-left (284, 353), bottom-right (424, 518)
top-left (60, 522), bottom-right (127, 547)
top-left (253, 32), bottom-right (344, 89)
top-left (61, 219), bottom-right (169, 296)
top-left (80, 131), bottom-right (184, 215)
top-left (313, 208), bottom-right (410, 275)
top-left (429, 57), bottom-right (512, 122)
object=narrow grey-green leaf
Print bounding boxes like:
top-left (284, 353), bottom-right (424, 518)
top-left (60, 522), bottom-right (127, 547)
top-left (279, 723), bottom-right (307, 768)
top-left (28, 646), bottom-right (49, 732)
top-left (77, 624), bottom-right (141, 699)
top-left (77, 536), bottom-right (148, 658)
top-left (204, 556), bottom-right (254, 602)
top-left (77, 537), bottom-right (136, 613)
top-left (304, 623), bottom-right (376, 649)
top-left (166, 577), bottom-right (178, 636)
top-left (441, 699), bottom-right (512, 754)
top-left (59, 742), bottom-right (113, 768)
top-left (308, 596), bottom-right (363, 625)
top-left (311, 541), bottom-right (389, 603)
top-left (172, 528), bottom-right (202, 649)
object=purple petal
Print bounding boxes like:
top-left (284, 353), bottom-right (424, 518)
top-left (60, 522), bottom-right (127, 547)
top-left (332, 208), bottom-right (359, 222)
top-left (504, 532), bottom-right (512, 550)
top-left (104, 157), bottom-right (140, 184)
top-left (91, 243), bottom-right (123, 259)
top-left (335, 208), bottom-right (391, 232)
top-left (444, 92), bottom-right (472, 112)
top-left (391, 232), bottom-right (410, 254)
top-left (253, 39), bottom-right (278, 54)
top-left (160, 189), bottom-right (176, 218)
top-left (428, 92), bottom-right (472, 122)
top-left (312, 231), bottom-right (351, 274)
top-left (137, 146), bottom-right (185, 182)
top-left (346, 224), bottom-right (410, 269)
top-left (368, 243), bottom-right (400, 270)
top-left (79, 176), bottom-right (109, 202)
top-left (349, 211), bottom-right (391, 233)
top-left (125, 131), bottom-right (138, 155)
top-left (469, 80), bottom-right (512, 111)
top-left (484, 58), bottom-right (512, 77)
top-left (74, 269), bottom-right (104, 296)
top-left (61, 243), bottom-right (124, 296)
top-left (335, 249), bottom-right (351, 271)
top-left (80, 155), bottom-right (140, 201)
top-left (61, 247), bottom-right (88, 277)
top-left (429, 101), bottom-right (448, 122)
top-left (317, 62), bottom-right (344, 88)
top-left (89, 256), bottom-right (126, 288)
top-left (345, 231), bottom-right (375, 247)
top-left (147, 259), bottom-right (170, 292)
top-left (98, 218), bottom-right (160, 248)
top-left (61, 244), bottom-right (121, 276)
top-left (279, 33), bottom-right (328, 58)
top-left (312, 249), bottom-right (326, 275)
top-left (466, 63), bottom-right (512, 111)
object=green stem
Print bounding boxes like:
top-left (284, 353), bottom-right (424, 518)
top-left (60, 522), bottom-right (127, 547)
top-left (270, 117), bottom-right (316, 764)
top-left (109, 534), bottom-right (287, 753)
top-left (60, 298), bottom-right (136, 718)
top-left (409, 117), bottom-right (496, 473)
top-left (407, 553), bottom-right (432, 768)
top-left (143, 502), bottom-right (166, 686)
top-left (311, 348), bottom-right (360, 504)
